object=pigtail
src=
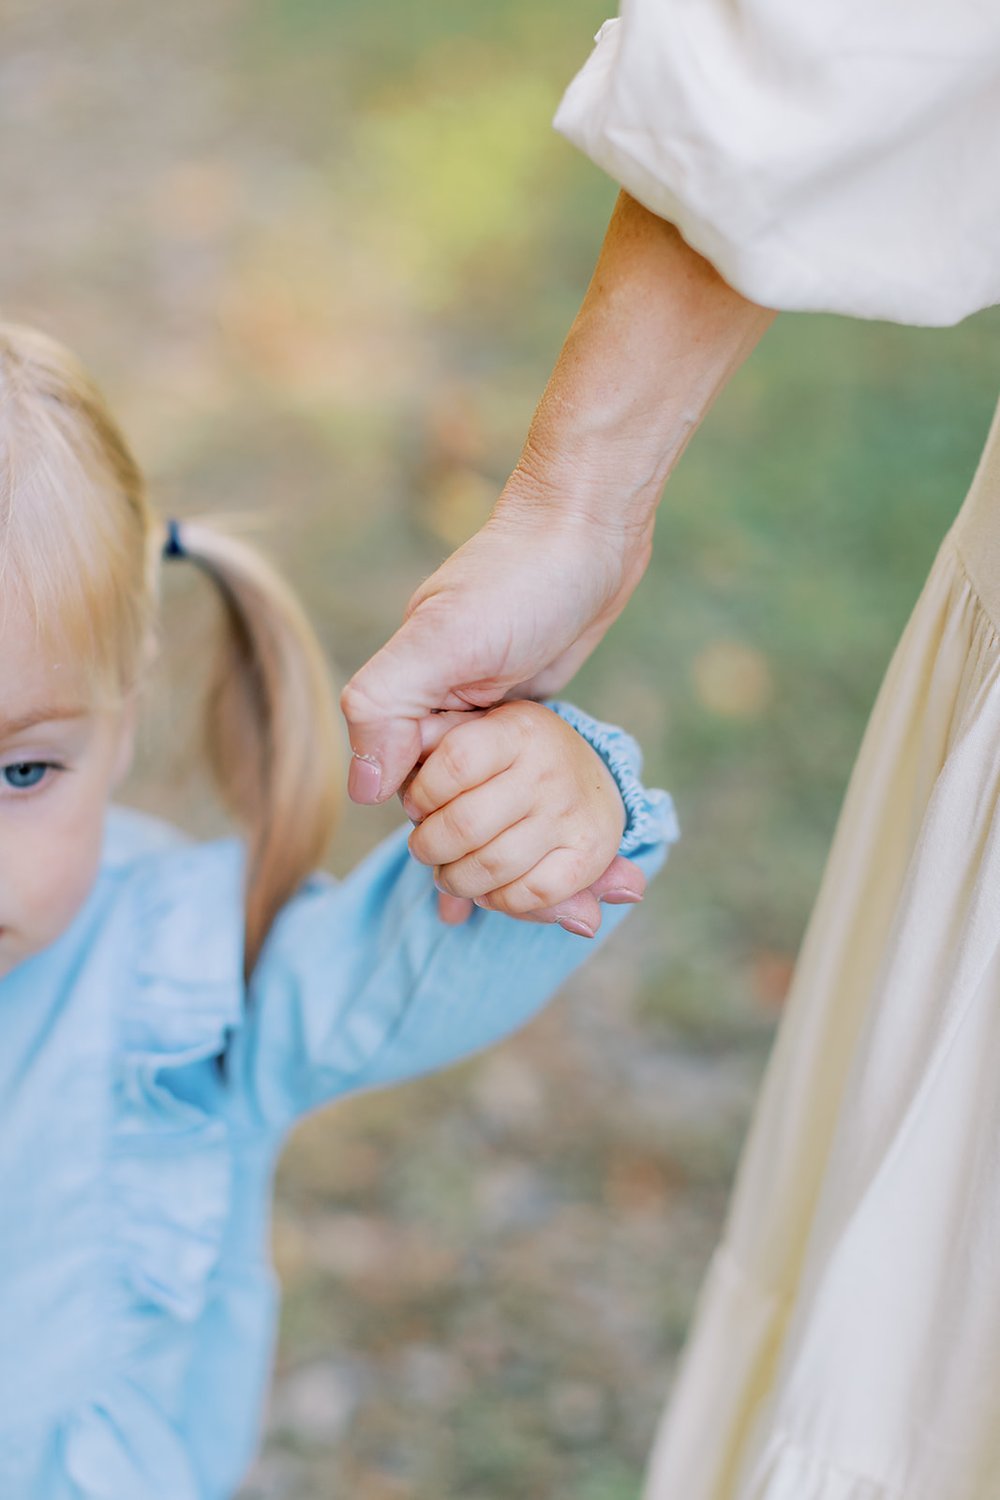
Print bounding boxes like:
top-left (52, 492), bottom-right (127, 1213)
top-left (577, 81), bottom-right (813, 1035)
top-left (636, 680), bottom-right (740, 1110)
top-left (166, 519), bottom-right (342, 978)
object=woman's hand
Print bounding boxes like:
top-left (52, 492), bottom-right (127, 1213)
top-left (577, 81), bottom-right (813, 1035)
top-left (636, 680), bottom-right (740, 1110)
top-left (404, 701), bottom-right (644, 935)
top-left (342, 493), bottom-right (653, 807)
top-left (342, 194), bottom-right (772, 814)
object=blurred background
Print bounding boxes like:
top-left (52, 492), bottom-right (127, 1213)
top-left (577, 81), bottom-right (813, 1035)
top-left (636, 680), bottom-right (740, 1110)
top-left (4, 1), bottom-right (999, 1496)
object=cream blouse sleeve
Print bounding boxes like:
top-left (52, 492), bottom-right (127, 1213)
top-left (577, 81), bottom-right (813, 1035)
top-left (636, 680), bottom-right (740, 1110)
top-left (554, 2), bottom-right (1000, 326)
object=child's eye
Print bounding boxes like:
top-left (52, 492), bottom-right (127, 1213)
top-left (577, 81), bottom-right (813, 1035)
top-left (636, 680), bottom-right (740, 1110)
top-left (2, 762), bottom-right (52, 791)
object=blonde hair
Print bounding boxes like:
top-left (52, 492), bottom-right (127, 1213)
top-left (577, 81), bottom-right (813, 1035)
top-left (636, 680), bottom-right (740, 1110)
top-left (0, 322), bottom-right (341, 976)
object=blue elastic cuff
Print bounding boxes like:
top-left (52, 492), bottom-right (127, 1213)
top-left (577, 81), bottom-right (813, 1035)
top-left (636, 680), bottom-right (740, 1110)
top-left (545, 700), bottom-right (680, 857)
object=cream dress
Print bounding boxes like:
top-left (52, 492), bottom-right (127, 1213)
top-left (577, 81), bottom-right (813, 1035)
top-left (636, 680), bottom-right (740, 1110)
top-left (556, 4), bottom-right (1000, 1496)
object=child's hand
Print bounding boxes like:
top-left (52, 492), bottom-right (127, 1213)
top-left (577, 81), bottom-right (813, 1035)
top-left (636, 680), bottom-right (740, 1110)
top-left (403, 701), bottom-right (632, 927)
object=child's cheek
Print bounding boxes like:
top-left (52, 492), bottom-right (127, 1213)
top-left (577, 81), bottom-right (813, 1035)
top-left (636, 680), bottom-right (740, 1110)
top-left (23, 798), bottom-right (106, 955)
top-left (32, 845), bottom-right (101, 954)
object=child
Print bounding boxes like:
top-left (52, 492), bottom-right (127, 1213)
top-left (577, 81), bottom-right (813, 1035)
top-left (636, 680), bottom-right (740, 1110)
top-left (0, 323), bottom-right (677, 1500)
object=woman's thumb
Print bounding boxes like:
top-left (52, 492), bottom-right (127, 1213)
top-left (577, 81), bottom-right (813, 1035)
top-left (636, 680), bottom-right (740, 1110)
top-left (340, 616), bottom-right (476, 802)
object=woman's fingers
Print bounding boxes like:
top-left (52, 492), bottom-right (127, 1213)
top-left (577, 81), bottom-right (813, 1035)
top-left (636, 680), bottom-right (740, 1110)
top-left (540, 888), bottom-right (605, 937)
top-left (587, 854), bottom-right (646, 904)
top-left (436, 891), bottom-right (475, 925)
top-left (417, 709), bottom-right (487, 757)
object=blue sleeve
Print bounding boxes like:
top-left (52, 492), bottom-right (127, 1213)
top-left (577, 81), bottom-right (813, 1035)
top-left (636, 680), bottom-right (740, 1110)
top-left (227, 708), bottom-right (679, 1132)
top-left (545, 700), bottom-right (678, 856)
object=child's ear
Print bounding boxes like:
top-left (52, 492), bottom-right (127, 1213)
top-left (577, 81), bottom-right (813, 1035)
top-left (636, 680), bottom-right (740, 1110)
top-left (111, 695), bottom-right (139, 789)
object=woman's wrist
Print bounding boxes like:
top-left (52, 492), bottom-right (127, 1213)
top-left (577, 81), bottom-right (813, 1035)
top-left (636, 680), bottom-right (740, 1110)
top-left (509, 427), bottom-right (662, 533)
top-left (493, 447), bottom-right (656, 568)
top-left (499, 192), bottom-right (774, 536)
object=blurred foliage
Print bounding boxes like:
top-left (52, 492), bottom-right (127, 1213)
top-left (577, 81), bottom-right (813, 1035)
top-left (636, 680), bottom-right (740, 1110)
top-left (3, 0), bottom-right (999, 1495)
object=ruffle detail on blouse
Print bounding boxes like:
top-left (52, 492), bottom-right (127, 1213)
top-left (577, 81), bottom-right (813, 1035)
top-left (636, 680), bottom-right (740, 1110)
top-left (62, 821), bottom-right (246, 1499)
top-left (62, 1375), bottom-right (203, 1500)
top-left (113, 835), bottom-right (245, 1322)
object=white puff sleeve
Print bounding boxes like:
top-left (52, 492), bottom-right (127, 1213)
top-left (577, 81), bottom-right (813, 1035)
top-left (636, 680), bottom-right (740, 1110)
top-left (554, 2), bottom-right (1000, 326)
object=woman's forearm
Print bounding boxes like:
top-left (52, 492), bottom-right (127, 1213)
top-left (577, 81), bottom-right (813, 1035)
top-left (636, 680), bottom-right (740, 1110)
top-left (509, 192), bottom-right (776, 532)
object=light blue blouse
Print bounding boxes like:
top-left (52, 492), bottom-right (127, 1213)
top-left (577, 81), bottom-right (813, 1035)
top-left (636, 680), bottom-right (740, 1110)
top-left (0, 708), bottom-right (677, 1500)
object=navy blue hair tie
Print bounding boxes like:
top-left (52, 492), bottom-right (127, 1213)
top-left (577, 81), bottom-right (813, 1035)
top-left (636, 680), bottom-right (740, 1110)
top-left (163, 518), bottom-right (186, 560)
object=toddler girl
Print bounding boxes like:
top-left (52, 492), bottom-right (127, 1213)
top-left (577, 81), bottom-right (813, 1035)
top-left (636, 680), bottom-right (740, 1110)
top-left (0, 323), bottom-right (677, 1499)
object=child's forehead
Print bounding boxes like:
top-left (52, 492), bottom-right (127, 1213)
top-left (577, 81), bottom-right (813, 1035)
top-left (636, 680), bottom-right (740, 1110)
top-left (0, 594), bottom-right (97, 721)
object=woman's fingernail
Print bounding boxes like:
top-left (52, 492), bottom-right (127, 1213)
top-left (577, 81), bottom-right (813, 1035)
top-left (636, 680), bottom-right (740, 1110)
top-left (557, 918), bottom-right (596, 939)
top-left (601, 889), bottom-right (644, 905)
top-left (473, 896), bottom-right (491, 910)
top-left (349, 753), bottom-right (382, 803)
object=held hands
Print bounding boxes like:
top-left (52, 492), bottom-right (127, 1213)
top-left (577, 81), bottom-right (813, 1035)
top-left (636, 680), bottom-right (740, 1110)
top-left (341, 192), bottom-right (770, 926)
top-left (402, 701), bottom-right (645, 937)
top-left (343, 501), bottom-right (652, 932)
top-left (342, 498), bottom-right (654, 808)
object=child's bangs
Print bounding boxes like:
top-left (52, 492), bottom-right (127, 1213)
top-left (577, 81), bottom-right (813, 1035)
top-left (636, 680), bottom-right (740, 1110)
top-left (0, 412), bottom-right (151, 697)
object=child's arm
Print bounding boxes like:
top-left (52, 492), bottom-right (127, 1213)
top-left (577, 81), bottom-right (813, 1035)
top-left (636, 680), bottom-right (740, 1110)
top-left (226, 703), bottom-right (678, 1131)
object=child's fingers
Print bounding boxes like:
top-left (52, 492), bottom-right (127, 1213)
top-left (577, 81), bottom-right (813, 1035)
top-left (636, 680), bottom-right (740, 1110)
top-left (417, 709), bottom-right (487, 756)
top-left (396, 710), bottom-right (487, 807)
top-left (432, 818), bottom-right (558, 901)
top-left (461, 887), bottom-right (605, 936)
top-left (402, 715), bottom-right (520, 822)
top-left (476, 846), bottom-right (599, 917)
top-left (408, 770), bottom-right (532, 868)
